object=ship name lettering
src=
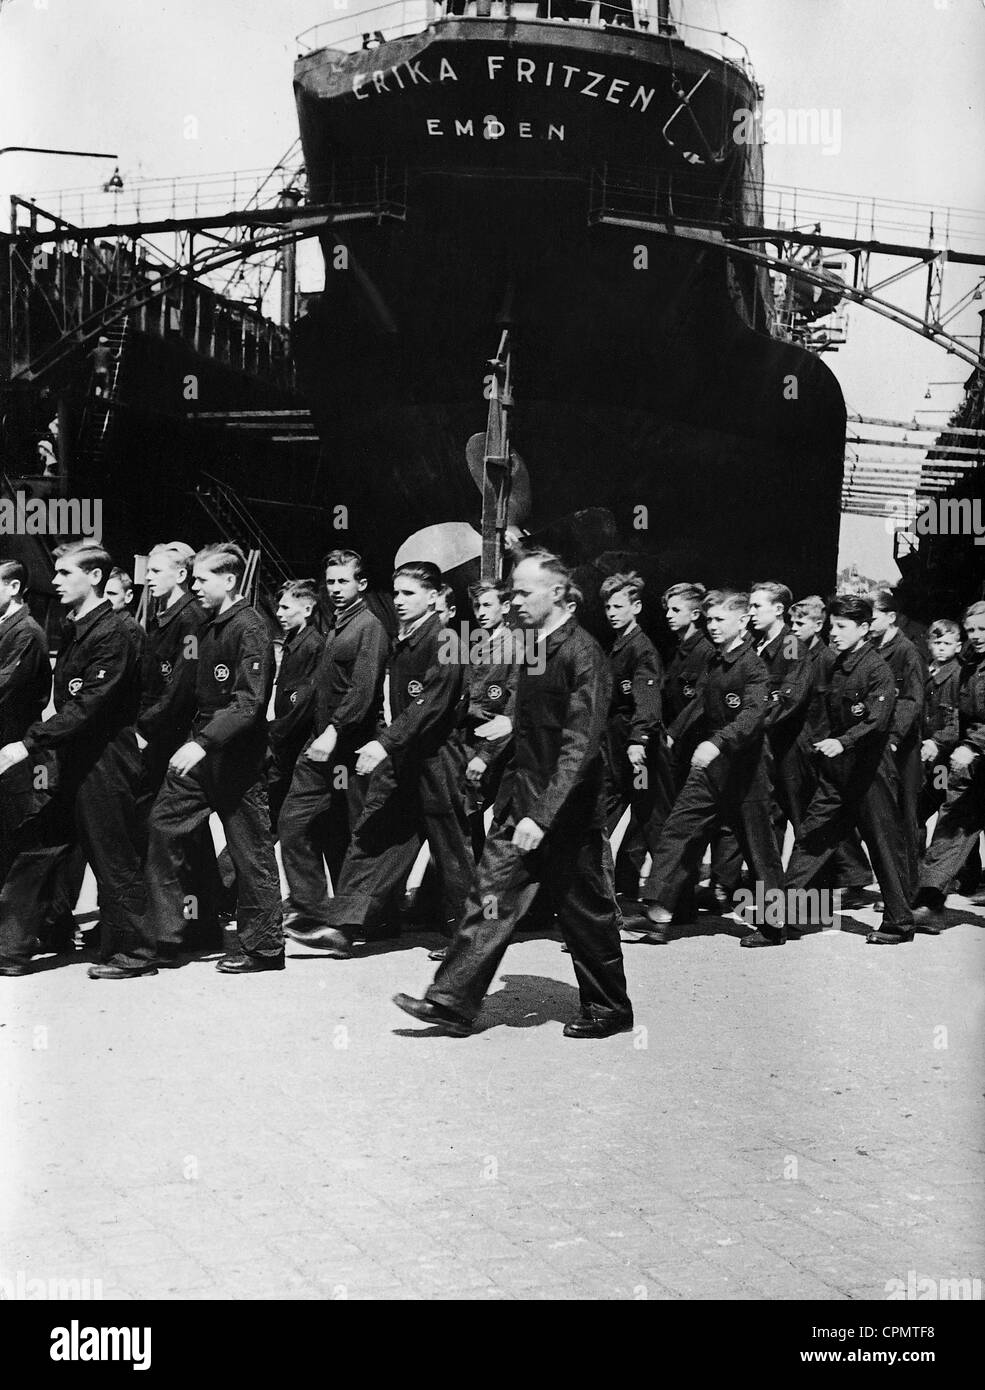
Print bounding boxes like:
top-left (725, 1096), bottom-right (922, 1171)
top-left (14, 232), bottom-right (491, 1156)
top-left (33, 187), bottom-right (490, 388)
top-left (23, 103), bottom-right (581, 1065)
top-left (355, 54), bottom-right (652, 113)
top-left (425, 118), bottom-right (565, 141)
top-left (405, 58), bottom-right (431, 85)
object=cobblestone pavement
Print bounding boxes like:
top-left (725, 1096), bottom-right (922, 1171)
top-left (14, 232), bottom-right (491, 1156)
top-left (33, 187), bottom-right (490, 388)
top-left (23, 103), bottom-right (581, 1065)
top-left (1, 900), bottom-right (983, 1302)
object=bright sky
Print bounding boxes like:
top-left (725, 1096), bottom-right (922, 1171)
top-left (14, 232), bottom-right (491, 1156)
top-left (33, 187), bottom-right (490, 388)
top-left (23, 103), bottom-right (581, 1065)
top-left (2, 0), bottom-right (983, 579)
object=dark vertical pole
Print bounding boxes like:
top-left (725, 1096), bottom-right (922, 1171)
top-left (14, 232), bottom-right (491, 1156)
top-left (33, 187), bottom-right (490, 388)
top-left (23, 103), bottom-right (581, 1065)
top-left (279, 189), bottom-right (301, 328)
top-left (56, 394), bottom-right (71, 493)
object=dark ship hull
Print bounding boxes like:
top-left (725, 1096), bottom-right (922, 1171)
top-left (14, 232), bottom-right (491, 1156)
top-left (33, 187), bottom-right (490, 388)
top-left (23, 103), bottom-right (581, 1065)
top-left (293, 14), bottom-right (846, 599)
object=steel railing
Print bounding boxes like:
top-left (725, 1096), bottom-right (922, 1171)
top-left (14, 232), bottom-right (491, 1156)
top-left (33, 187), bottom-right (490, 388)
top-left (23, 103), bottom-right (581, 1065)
top-left (295, 2), bottom-right (754, 76)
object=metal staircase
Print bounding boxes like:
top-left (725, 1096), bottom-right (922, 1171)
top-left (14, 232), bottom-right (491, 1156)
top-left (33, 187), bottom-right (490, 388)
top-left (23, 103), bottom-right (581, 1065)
top-left (74, 315), bottom-right (130, 474)
top-left (193, 474), bottom-right (293, 614)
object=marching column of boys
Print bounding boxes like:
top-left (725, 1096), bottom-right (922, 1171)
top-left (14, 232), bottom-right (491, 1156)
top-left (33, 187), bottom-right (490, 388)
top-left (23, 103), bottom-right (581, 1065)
top-left (5, 533), bottom-right (984, 981)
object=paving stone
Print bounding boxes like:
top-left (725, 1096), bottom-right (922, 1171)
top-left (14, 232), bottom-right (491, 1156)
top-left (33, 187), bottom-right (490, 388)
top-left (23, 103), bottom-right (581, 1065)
top-left (1, 911), bottom-right (982, 1299)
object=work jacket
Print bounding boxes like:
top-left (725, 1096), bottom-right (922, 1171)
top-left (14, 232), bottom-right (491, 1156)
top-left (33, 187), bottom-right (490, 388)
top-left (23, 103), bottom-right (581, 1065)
top-left (23, 600), bottom-right (139, 784)
top-left (0, 604), bottom-right (49, 745)
top-left (494, 617), bottom-right (610, 833)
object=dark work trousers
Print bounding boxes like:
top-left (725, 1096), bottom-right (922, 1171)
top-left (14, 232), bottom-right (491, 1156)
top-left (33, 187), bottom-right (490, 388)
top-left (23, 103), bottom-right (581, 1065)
top-left (0, 745), bottom-right (152, 968)
top-left (920, 763), bottom-right (985, 897)
top-left (277, 738), bottom-right (366, 925)
top-left (465, 754), bottom-right (508, 862)
top-left (919, 761), bottom-right (949, 830)
top-left (427, 814), bottom-right (632, 1025)
top-left (0, 762), bottom-right (38, 887)
top-left (710, 745), bottom-right (871, 894)
top-left (138, 744), bottom-right (224, 948)
top-left (893, 735), bottom-right (923, 900)
top-left (709, 826), bottom-right (744, 895)
top-left (38, 842), bottom-right (87, 951)
top-left (916, 765), bottom-right (985, 892)
top-left (267, 739), bottom-right (308, 834)
top-left (642, 757), bottom-right (785, 933)
top-left (711, 745), bottom-right (794, 893)
top-left (664, 747), bottom-right (704, 919)
top-left (784, 741), bottom-right (872, 890)
top-left (786, 753), bottom-right (913, 929)
top-left (461, 750), bottom-right (554, 932)
top-left (604, 741), bottom-right (675, 897)
top-left (326, 747), bottom-right (475, 935)
top-left (146, 763), bottom-right (283, 959)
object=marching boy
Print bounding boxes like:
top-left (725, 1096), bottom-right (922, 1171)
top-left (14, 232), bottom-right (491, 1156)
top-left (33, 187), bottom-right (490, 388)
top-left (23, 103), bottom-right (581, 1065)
top-left (914, 601), bottom-right (985, 928)
top-left (600, 572), bottom-right (672, 902)
top-left (918, 619), bottom-right (963, 840)
top-left (641, 590), bottom-right (786, 947)
top-left (267, 580), bottom-right (324, 828)
top-left (784, 595), bottom-right (914, 943)
top-left (144, 542), bottom-right (284, 973)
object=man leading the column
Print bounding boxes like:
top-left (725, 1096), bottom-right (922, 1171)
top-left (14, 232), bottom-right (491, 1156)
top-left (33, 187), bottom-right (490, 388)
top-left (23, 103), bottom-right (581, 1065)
top-left (393, 548), bottom-right (633, 1039)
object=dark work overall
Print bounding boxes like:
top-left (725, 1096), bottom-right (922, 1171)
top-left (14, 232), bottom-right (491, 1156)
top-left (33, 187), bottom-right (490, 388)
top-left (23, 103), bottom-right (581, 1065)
top-left (642, 639), bottom-right (785, 936)
top-left (267, 622), bottom-right (324, 829)
top-left (0, 603), bottom-right (153, 968)
top-left (325, 612), bottom-right (474, 937)
top-left (278, 598), bottom-right (389, 927)
top-left (137, 591), bottom-right (222, 945)
top-left (875, 628), bottom-right (926, 900)
top-left (0, 604), bottom-right (49, 888)
top-left (145, 599), bottom-right (283, 960)
top-left (785, 642), bottom-right (913, 931)
top-left (602, 624), bottom-right (673, 898)
top-left (919, 652), bottom-right (985, 900)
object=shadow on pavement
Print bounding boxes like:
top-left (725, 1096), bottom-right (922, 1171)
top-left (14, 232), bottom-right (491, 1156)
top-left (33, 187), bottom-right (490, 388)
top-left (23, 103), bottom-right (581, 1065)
top-left (479, 973), bottom-right (582, 1030)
